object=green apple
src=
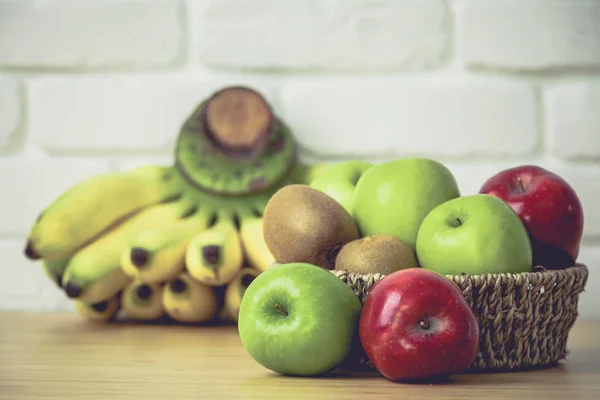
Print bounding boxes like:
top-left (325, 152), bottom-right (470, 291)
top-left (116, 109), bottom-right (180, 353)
top-left (310, 161), bottom-right (373, 215)
top-left (237, 262), bottom-right (361, 376)
top-left (352, 158), bottom-right (460, 250)
top-left (288, 162), bottom-right (332, 185)
top-left (416, 194), bottom-right (532, 275)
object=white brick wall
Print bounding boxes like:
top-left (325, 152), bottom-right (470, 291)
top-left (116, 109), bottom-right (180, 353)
top-left (461, 0), bottom-right (600, 70)
top-left (1, 0), bottom-right (599, 318)
top-left (193, 0), bottom-right (450, 70)
top-left (0, 0), bottom-right (184, 69)
top-left (27, 76), bottom-right (276, 152)
top-left (545, 82), bottom-right (600, 159)
top-left (279, 77), bottom-right (539, 156)
top-left (0, 76), bottom-right (20, 147)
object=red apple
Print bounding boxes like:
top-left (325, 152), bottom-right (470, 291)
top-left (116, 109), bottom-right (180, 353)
top-left (359, 268), bottom-right (479, 382)
top-left (479, 165), bottom-right (584, 270)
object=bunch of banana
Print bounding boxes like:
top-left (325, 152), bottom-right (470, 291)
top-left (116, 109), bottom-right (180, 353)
top-left (23, 85), bottom-right (329, 325)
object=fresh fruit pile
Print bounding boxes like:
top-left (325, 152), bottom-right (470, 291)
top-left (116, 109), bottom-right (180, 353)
top-left (237, 158), bottom-right (585, 382)
top-left (23, 86), bottom-right (326, 325)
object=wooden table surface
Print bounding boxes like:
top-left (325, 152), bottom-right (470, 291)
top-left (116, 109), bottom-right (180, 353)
top-left (0, 312), bottom-right (599, 400)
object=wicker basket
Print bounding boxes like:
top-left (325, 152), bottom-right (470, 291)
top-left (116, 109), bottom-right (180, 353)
top-left (331, 263), bottom-right (589, 372)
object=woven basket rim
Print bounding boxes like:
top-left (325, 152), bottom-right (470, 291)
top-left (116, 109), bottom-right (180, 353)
top-left (331, 262), bottom-right (588, 281)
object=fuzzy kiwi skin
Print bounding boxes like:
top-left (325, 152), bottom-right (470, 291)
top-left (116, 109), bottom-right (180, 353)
top-left (334, 234), bottom-right (418, 275)
top-left (263, 185), bottom-right (359, 270)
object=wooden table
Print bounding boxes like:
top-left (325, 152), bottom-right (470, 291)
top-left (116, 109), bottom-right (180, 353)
top-left (1, 312), bottom-right (599, 399)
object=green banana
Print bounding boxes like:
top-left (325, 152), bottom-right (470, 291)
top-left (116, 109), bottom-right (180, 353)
top-left (62, 196), bottom-right (196, 304)
top-left (25, 165), bottom-right (184, 261)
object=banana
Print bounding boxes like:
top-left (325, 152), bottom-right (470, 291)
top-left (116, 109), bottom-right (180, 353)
top-left (121, 281), bottom-right (165, 321)
top-left (121, 206), bottom-right (214, 284)
top-left (74, 295), bottom-right (121, 323)
top-left (224, 267), bottom-right (261, 322)
top-left (214, 285), bottom-right (230, 322)
top-left (237, 208), bottom-right (275, 272)
top-left (162, 272), bottom-right (218, 323)
top-left (42, 258), bottom-right (70, 288)
top-left (62, 196), bottom-right (196, 304)
top-left (25, 165), bottom-right (184, 261)
top-left (185, 209), bottom-right (244, 286)
top-left (217, 307), bottom-right (231, 322)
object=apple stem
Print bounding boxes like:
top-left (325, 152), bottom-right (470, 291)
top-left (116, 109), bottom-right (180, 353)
top-left (516, 177), bottom-right (526, 193)
top-left (419, 320), bottom-right (430, 330)
top-left (455, 217), bottom-right (462, 226)
top-left (274, 303), bottom-right (289, 317)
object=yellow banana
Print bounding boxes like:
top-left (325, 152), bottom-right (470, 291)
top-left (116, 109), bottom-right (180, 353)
top-left (185, 210), bottom-right (244, 286)
top-left (121, 206), bottom-right (213, 284)
top-left (25, 165), bottom-right (184, 261)
top-left (121, 281), bottom-right (165, 321)
top-left (212, 285), bottom-right (230, 322)
top-left (62, 196), bottom-right (196, 304)
top-left (74, 295), bottom-right (121, 323)
top-left (217, 306), bottom-right (231, 322)
top-left (162, 272), bottom-right (218, 323)
top-left (42, 258), bottom-right (70, 288)
top-left (224, 267), bottom-right (261, 322)
top-left (238, 208), bottom-right (275, 272)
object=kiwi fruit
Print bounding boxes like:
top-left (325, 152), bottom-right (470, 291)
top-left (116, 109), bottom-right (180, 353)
top-left (263, 184), bottom-right (360, 270)
top-left (335, 235), bottom-right (418, 275)
top-left (174, 86), bottom-right (297, 196)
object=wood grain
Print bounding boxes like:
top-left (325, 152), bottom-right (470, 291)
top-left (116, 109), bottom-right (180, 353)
top-left (0, 312), bottom-right (599, 400)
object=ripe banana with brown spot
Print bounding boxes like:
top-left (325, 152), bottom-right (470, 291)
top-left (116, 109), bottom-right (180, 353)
top-left (121, 281), bottom-right (165, 321)
top-left (162, 272), bottom-right (218, 323)
top-left (74, 295), bottom-right (121, 323)
top-left (185, 209), bottom-right (244, 286)
top-left (224, 267), bottom-right (261, 322)
top-left (121, 205), bottom-right (214, 284)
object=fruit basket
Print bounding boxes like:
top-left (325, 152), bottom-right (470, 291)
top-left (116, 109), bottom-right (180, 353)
top-left (332, 263), bottom-right (589, 372)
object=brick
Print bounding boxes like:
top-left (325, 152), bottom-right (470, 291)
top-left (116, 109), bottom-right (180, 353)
top-left (0, 0), bottom-right (184, 69)
top-left (0, 158), bottom-right (111, 236)
top-left (574, 246), bottom-right (600, 320)
top-left (114, 156), bottom-right (175, 172)
top-left (545, 82), bottom-right (600, 159)
top-left (193, 0), bottom-right (450, 70)
top-left (461, 0), bottom-right (600, 70)
top-left (28, 76), bottom-right (277, 152)
top-left (278, 77), bottom-right (539, 157)
top-left (0, 76), bottom-right (20, 148)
